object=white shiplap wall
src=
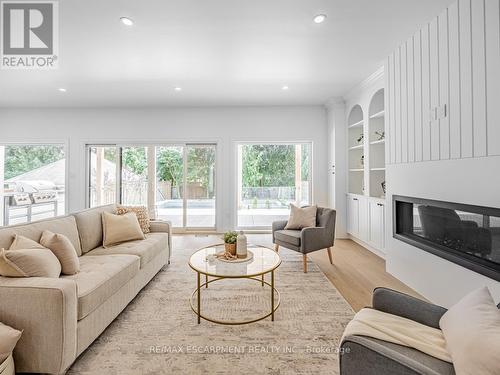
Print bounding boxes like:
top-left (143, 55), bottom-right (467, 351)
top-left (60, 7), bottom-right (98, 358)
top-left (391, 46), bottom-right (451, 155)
top-left (386, 0), bottom-right (500, 164)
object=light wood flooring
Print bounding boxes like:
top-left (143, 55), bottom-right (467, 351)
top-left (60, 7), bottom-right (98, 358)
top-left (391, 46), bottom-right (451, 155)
top-left (173, 234), bottom-right (423, 312)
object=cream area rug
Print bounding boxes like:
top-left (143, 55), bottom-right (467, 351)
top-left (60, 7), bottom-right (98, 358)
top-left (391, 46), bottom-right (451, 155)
top-left (68, 239), bottom-right (354, 375)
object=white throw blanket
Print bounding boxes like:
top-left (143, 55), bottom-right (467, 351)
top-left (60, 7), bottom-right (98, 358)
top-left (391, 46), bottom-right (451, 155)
top-left (342, 308), bottom-right (452, 363)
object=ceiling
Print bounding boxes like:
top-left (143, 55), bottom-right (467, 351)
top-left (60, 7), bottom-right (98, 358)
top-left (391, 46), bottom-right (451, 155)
top-left (0, 0), bottom-right (454, 108)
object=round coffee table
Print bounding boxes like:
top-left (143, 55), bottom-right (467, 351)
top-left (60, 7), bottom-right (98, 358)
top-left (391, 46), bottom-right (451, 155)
top-left (188, 244), bottom-right (281, 325)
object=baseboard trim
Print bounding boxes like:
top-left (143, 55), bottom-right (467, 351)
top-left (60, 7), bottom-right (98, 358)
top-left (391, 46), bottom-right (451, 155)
top-left (348, 235), bottom-right (386, 259)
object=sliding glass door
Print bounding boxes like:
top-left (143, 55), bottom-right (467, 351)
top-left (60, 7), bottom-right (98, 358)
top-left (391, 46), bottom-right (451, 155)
top-left (237, 143), bottom-right (312, 229)
top-left (87, 143), bottom-right (216, 231)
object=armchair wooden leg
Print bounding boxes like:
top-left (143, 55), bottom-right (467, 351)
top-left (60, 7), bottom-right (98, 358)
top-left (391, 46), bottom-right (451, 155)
top-left (303, 254), bottom-right (307, 273)
top-left (274, 244), bottom-right (279, 253)
top-left (327, 247), bottom-right (333, 265)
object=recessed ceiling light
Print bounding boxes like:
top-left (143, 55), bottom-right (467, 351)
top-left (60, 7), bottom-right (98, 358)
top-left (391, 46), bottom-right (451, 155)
top-left (174, 87), bottom-right (182, 91)
top-left (313, 14), bottom-right (327, 24)
top-left (282, 85), bottom-right (289, 91)
top-left (58, 88), bottom-right (67, 92)
top-left (120, 17), bottom-right (134, 26)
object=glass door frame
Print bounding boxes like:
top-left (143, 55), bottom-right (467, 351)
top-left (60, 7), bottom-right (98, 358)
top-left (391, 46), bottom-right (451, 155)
top-left (234, 140), bottom-right (313, 231)
top-left (85, 142), bottom-right (217, 233)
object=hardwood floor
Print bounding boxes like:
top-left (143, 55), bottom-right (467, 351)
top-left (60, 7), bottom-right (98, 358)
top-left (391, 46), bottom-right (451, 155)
top-left (173, 234), bottom-right (423, 312)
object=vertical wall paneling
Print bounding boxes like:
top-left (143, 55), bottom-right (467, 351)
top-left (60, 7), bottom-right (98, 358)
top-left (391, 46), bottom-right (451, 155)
top-left (471, 0), bottom-right (487, 156)
top-left (485, 0), bottom-right (500, 156)
top-left (385, 0), bottom-right (498, 163)
top-left (390, 53), bottom-right (397, 163)
top-left (407, 37), bottom-right (416, 163)
top-left (430, 18), bottom-right (441, 160)
top-left (395, 48), bottom-right (402, 163)
top-left (414, 31), bottom-right (423, 162)
top-left (448, 1), bottom-right (462, 159)
top-left (439, 9), bottom-right (451, 160)
top-left (421, 24), bottom-right (431, 161)
top-left (401, 42), bottom-right (409, 163)
top-left (459, 0), bottom-right (474, 158)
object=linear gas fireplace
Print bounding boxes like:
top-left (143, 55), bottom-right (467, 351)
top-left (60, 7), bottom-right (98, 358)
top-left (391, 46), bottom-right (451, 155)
top-left (393, 195), bottom-right (500, 281)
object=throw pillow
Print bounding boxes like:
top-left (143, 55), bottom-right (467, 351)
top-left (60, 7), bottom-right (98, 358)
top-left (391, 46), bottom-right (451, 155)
top-left (40, 230), bottom-right (80, 275)
top-left (102, 211), bottom-right (146, 248)
top-left (116, 205), bottom-right (151, 234)
top-left (284, 204), bottom-right (317, 230)
top-left (9, 234), bottom-right (45, 250)
top-left (0, 248), bottom-right (61, 278)
top-left (439, 287), bottom-right (500, 375)
top-left (0, 322), bottom-right (22, 363)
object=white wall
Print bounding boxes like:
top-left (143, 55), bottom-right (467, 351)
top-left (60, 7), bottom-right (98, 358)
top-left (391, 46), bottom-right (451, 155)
top-left (0, 106), bottom-right (328, 231)
top-left (385, 0), bottom-right (500, 307)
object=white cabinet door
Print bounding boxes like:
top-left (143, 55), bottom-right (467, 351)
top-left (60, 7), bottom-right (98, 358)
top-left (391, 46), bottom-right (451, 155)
top-left (369, 200), bottom-right (385, 250)
top-left (347, 195), bottom-right (360, 236)
top-left (358, 196), bottom-right (369, 242)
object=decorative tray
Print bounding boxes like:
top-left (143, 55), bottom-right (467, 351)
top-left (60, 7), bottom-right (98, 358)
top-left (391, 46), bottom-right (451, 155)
top-left (213, 250), bottom-right (254, 263)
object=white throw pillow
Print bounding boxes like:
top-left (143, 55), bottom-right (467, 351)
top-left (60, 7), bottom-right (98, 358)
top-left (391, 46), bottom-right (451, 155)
top-left (439, 287), bottom-right (500, 375)
top-left (284, 205), bottom-right (317, 230)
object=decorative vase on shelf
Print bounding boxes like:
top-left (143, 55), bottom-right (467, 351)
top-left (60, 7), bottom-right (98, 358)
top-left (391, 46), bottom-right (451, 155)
top-left (236, 231), bottom-right (248, 259)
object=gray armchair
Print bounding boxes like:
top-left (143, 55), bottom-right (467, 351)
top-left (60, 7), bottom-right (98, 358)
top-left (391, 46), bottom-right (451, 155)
top-left (340, 288), bottom-right (500, 375)
top-left (272, 207), bottom-right (336, 273)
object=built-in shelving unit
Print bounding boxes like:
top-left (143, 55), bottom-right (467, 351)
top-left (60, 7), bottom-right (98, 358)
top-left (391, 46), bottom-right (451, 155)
top-left (347, 104), bottom-right (365, 195)
top-left (368, 89), bottom-right (385, 198)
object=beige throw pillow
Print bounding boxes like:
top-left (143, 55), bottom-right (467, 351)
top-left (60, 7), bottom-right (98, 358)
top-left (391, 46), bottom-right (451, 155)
top-left (0, 322), bottom-right (22, 363)
top-left (40, 230), bottom-right (80, 275)
top-left (9, 234), bottom-right (45, 250)
top-left (285, 205), bottom-right (317, 230)
top-left (116, 205), bottom-right (151, 234)
top-left (439, 287), bottom-right (500, 375)
top-left (0, 248), bottom-right (61, 278)
top-left (102, 211), bottom-right (145, 248)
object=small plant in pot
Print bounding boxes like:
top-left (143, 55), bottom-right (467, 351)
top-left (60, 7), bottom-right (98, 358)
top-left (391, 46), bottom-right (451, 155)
top-left (223, 231), bottom-right (238, 255)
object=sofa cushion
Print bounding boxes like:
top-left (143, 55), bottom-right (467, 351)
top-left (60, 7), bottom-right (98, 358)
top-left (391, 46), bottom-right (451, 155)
top-left (72, 205), bottom-right (116, 254)
top-left (62, 255), bottom-right (139, 320)
top-left (0, 216), bottom-right (82, 256)
top-left (84, 233), bottom-right (167, 268)
top-left (102, 212), bottom-right (145, 248)
top-left (274, 230), bottom-right (301, 247)
top-left (0, 322), bottom-right (22, 363)
top-left (0, 248), bottom-right (61, 278)
top-left (40, 231), bottom-right (80, 275)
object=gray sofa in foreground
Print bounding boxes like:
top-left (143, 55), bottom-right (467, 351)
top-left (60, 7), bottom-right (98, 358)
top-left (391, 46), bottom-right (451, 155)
top-left (0, 205), bottom-right (171, 374)
top-left (340, 288), bottom-right (500, 375)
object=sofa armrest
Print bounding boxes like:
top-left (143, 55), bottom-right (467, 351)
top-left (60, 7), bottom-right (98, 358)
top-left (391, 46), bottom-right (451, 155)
top-left (272, 220), bottom-right (288, 242)
top-left (372, 288), bottom-right (447, 329)
top-left (0, 277), bottom-right (78, 374)
top-left (150, 220), bottom-right (172, 257)
top-left (301, 227), bottom-right (332, 252)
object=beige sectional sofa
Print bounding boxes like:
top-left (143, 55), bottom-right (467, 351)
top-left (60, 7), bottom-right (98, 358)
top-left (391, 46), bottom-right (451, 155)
top-left (0, 205), bottom-right (171, 374)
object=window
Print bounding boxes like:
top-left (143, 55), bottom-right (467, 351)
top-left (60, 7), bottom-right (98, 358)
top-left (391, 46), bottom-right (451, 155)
top-left (0, 144), bottom-right (66, 226)
top-left (237, 143), bottom-right (312, 228)
top-left (87, 144), bottom-right (216, 230)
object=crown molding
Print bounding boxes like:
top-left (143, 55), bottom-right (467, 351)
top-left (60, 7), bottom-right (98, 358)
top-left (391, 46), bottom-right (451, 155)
top-left (324, 96), bottom-right (345, 110)
top-left (343, 65), bottom-right (384, 102)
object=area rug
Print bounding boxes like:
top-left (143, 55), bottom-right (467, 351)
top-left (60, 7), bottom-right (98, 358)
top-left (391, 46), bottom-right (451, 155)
top-left (67, 241), bottom-right (354, 375)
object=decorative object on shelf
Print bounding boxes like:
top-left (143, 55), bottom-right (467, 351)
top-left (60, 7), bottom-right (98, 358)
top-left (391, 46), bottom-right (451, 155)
top-left (381, 181), bottom-right (386, 195)
top-left (357, 133), bottom-right (364, 144)
top-left (375, 131), bottom-right (385, 141)
top-left (360, 155), bottom-right (364, 167)
top-left (223, 231), bottom-right (238, 255)
top-left (236, 231), bottom-right (248, 259)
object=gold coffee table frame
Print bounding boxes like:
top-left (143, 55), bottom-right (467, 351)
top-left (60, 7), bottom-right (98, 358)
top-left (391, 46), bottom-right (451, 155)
top-left (188, 244), bottom-right (281, 325)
